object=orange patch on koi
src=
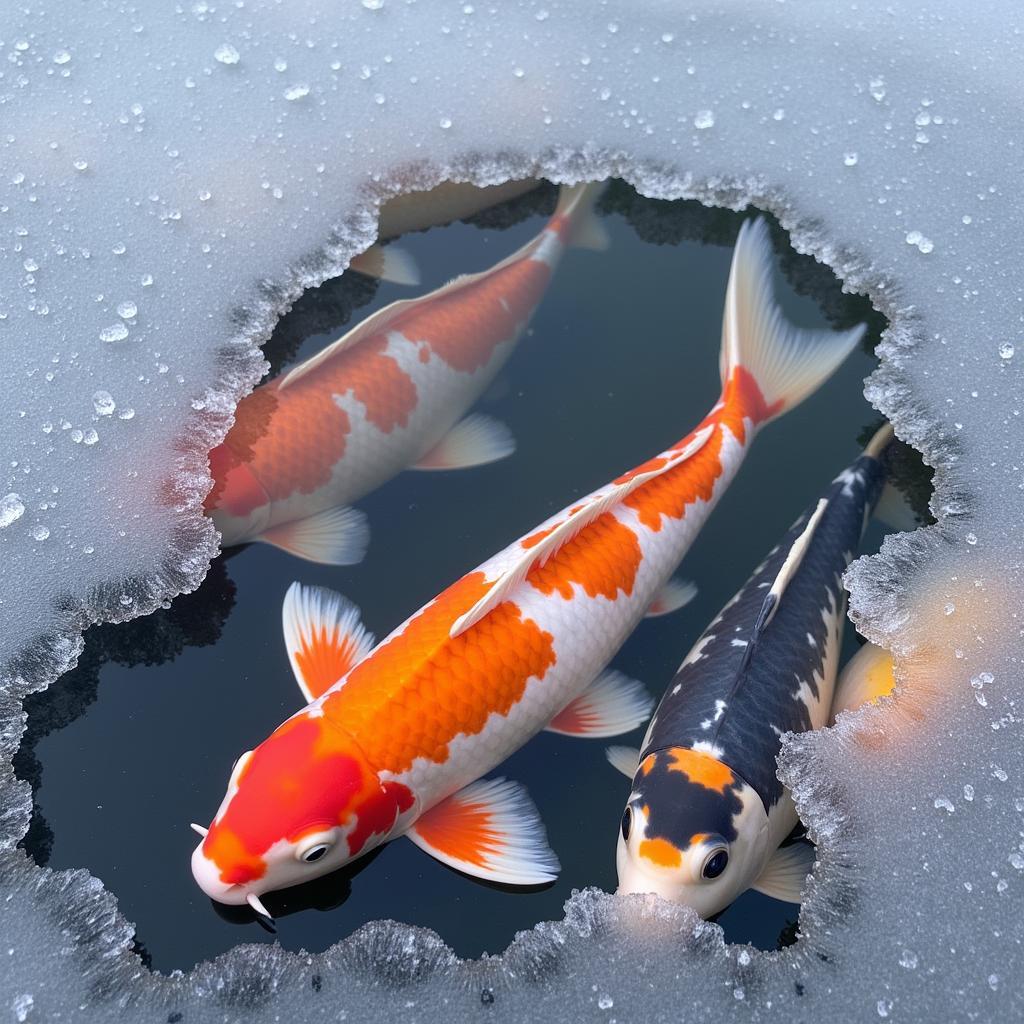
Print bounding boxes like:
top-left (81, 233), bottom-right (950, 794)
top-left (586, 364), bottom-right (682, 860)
top-left (203, 828), bottom-right (267, 886)
top-left (618, 367), bottom-right (780, 534)
top-left (208, 335), bottom-right (421, 514)
top-left (666, 747), bottom-right (735, 793)
top-left (402, 258), bottom-right (551, 373)
top-left (322, 572), bottom-right (557, 773)
top-left (639, 837), bottom-right (682, 868)
top-left (522, 524), bottom-right (558, 549)
top-left (528, 511), bottom-right (642, 602)
top-left (344, 336), bottom-right (419, 434)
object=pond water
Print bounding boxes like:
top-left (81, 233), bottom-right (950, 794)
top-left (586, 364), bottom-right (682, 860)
top-left (16, 182), bottom-right (895, 972)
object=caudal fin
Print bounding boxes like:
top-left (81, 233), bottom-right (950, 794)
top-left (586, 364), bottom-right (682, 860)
top-left (553, 180), bottom-right (611, 251)
top-left (720, 217), bottom-right (864, 425)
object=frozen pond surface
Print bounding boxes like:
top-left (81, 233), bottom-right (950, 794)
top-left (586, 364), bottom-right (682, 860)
top-left (17, 190), bottom-right (886, 970)
top-left (1, 0), bottom-right (1023, 1021)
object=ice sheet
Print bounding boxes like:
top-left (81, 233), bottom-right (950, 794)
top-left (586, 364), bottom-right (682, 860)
top-left (1, 0), bottom-right (1022, 1020)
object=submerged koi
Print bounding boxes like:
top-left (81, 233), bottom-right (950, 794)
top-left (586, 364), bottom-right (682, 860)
top-left (830, 640), bottom-right (896, 721)
top-left (612, 424), bottom-right (892, 917)
top-left (206, 181), bottom-right (607, 564)
top-left (191, 218), bottom-right (863, 916)
top-left (349, 178), bottom-right (542, 283)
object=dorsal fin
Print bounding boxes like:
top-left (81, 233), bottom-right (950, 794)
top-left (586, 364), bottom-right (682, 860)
top-left (450, 425), bottom-right (715, 638)
top-left (745, 498), bottom-right (830, 662)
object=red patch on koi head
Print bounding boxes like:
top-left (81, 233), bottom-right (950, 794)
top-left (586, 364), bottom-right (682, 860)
top-left (202, 714), bottom-right (390, 883)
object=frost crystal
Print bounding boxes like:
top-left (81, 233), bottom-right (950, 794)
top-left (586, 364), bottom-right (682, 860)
top-left (0, 494), bottom-right (26, 529)
top-left (1, 1), bottom-right (1023, 1021)
top-left (214, 43), bottom-right (240, 65)
top-left (92, 391), bottom-right (116, 416)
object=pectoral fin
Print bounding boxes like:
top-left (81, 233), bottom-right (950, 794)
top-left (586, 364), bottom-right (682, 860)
top-left (282, 582), bottom-right (375, 701)
top-left (257, 506), bottom-right (370, 566)
top-left (645, 577), bottom-right (698, 618)
top-left (545, 670), bottom-right (652, 738)
top-left (411, 414), bottom-right (515, 471)
top-left (605, 745), bottom-right (641, 778)
top-left (749, 840), bottom-right (815, 904)
top-left (406, 778), bottom-right (559, 886)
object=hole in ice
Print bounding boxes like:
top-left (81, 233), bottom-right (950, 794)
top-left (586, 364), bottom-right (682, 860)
top-left (15, 180), bottom-right (931, 971)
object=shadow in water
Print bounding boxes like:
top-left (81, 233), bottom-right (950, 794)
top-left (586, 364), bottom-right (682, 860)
top-left (13, 558), bottom-right (237, 867)
top-left (210, 847), bottom-right (387, 932)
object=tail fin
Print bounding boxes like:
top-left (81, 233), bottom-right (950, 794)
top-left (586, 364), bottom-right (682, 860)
top-left (553, 181), bottom-right (611, 252)
top-left (862, 421), bottom-right (895, 461)
top-left (720, 217), bottom-right (865, 425)
top-left (860, 422), bottom-right (925, 532)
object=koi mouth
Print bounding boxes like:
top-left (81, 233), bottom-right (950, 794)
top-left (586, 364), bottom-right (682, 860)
top-left (245, 891), bottom-right (274, 922)
top-left (189, 829), bottom-right (274, 922)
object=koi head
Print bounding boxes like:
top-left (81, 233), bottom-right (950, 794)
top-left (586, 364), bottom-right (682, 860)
top-left (615, 747), bottom-right (769, 918)
top-left (191, 710), bottom-right (412, 912)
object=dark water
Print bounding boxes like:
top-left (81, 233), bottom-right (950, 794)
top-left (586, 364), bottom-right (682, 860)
top-left (16, 182), bottom-right (899, 972)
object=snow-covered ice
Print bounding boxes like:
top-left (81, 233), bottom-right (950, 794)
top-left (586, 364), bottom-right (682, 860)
top-left (1, 0), bottom-right (1022, 1020)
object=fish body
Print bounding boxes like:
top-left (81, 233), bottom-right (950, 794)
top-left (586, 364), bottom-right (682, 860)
top-left (206, 182), bottom-right (605, 565)
top-left (615, 428), bottom-right (890, 916)
top-left (191, 217), bottom-right (864, 913)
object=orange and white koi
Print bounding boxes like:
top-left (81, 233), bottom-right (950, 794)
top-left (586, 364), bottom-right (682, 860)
top-left (191, 218), bottom-right (864, 918)
top-left (206, 182), bottom-right (606, 564)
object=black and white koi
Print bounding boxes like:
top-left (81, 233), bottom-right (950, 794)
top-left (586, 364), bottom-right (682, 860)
top-left (610, 424), bottom-right (891, 916)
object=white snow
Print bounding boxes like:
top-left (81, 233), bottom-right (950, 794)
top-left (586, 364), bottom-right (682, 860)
top-left (1, 0), bottom-right (1022, 1020)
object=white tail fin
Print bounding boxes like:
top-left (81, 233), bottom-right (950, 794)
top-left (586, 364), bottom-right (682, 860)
top-left (554, 181), bottom-right (611, 251)
top-left (720, 217), bottom-right (865, 424)
top-left (348, 243), bottom-right (421, 286)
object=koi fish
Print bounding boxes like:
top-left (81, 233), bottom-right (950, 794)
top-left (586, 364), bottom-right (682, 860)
top-left (349, 179), bottom-right (541, 283)
top-left (190, 218), bottom-right (863, 918)
top-left (611, 424), bottom-right (892, 917)
top-left (830, 641), bottom-right (896, 721)
top-left (206, 182), bottom-right (607, 565)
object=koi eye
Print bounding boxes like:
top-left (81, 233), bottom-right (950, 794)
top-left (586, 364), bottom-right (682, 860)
top-left (701, 848), bottom-right (729, 880)
top-left (300, 843), bottom-right (331, 864)
top-left (621, 807), bottom-right (632, 842)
